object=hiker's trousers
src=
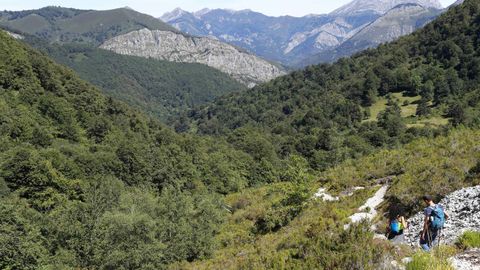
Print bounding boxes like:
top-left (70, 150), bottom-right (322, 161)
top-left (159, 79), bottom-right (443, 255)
top-left (420, 228), bottom-right (439, 251)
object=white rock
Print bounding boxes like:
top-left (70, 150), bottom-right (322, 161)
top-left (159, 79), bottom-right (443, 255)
top-left (344, 185), bottom-right (389, 229)
top-left (4, 31), bottom-right (23, 40)
top-left (100, 29), bottom-right (286, 87)
top-left (314, 188), bottom-right (339, 201)
top-left (449, 249), bottom-right (480, 270)
top-left (330, 0), bottom-right (442, 16)
top-left (401, 257), bottom-right (413, 264)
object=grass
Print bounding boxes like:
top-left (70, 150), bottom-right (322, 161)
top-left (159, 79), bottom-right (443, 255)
top-left (406, 246), bottom-right (457, 270)
top-left (407, 117), bottom-right (450, 128)
top-left (364, 92), bottom-right (449, 127)
top-left (456, 231), bottom-right (480, 249)
top-left (365, 92), bottom-right (420, 122)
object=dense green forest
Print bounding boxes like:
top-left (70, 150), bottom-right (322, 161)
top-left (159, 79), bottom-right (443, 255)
top-left (1, 0), bottom-right (480, 269)
top-left (0, 6), bottom-right (176, 44)
top-left (0, 30), bottom-right (305, 269)
top-left (177, 0), bottom-right (480, 172)
top-left (21, 36), bottom-right (246, 120)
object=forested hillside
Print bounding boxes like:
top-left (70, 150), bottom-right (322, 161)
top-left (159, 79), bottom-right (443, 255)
top-left (179, 0), bottom-right (480, 171)
top-left (0, 6), bottom-right (176, 44)
top-left (23, 36), bottom-right (246, 120)
top-left (0, 30), bottom-right (302, 269)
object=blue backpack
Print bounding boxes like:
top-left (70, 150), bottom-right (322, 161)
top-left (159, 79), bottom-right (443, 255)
top-left (429, 205), bottom-right (445, 230)
top-left (390, 220), bottom-right (401, 234)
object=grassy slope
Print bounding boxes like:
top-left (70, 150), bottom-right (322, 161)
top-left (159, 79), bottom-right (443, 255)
top-left (364, 92), bottom-right (449, 127)
top-left (0, 7), bottom-right (177, 44)
top-left (174, 128), bottom-right (480, 269)
top-left (364, 93), bottom-right (421, 121)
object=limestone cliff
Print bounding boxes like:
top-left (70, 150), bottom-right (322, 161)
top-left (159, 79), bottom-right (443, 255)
top-left (100, 28), bottom-right (286, 87)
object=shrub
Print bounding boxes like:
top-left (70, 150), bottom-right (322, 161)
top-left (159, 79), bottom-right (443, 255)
top-left (406, 246), bottom-right (456, 270)
top-left (456, 231), bottom-right (480, 249)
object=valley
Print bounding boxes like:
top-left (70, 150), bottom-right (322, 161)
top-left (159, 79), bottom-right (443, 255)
top-left (0, 0), bottom-right (479, 269)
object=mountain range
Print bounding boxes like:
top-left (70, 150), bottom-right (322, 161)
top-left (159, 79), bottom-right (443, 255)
top-left (0, 7), bottom-right (284, 87)
top-left (161, 0), bottom-right (446, 67)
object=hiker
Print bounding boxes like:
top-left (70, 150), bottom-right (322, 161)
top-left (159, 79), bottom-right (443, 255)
top-left (386, 214), bottom-right (408, 243)
top-left (420, 195), bottom-right (449, 251)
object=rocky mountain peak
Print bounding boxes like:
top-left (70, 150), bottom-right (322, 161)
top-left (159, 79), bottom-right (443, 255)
top-left (160, 8), bottom-right (190, 22)
top-left (194, 8), bottom-right (212, 18)
top-left (330, 0), bottom-right (442, 16)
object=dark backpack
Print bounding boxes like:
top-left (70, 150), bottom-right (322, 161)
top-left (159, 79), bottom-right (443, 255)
top-left (429, 205), bottom-right (445, 230)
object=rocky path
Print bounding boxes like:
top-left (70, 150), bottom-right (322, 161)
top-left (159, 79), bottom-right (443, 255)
top-left (344, 185), bottom-right (389, 229)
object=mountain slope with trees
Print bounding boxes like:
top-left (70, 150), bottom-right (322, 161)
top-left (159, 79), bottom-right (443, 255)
top-left (22, 36), bottom-right (246, 120)
top-left (178, 0), bottom-right (480, 171)
top-left (0, 30), bottom-right (300, 269)
top-left (176, 128), bottom-right (480, 269)
top-left (0, 6), bottom-right (176, 45)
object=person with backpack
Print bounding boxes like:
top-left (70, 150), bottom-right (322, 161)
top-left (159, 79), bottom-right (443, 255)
top-left (420, 195), bottom-right (449, 251)
top-left (386, 214), bottom-right (408, 243)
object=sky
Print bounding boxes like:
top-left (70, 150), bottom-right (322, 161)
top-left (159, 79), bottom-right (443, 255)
top-left (1, 0), bottom-right (458, 17)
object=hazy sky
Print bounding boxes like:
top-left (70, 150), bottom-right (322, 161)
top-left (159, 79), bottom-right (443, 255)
top-left (1, 0), bottom-right (458, 17)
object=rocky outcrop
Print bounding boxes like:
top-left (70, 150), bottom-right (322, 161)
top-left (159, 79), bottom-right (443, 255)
top-left (348, 4), bottom-right (442, 45)
top-left (298, 3), bottom-right (443, 66)
top-left (100, 28), bottom-right (286, 87)
top-left (405, 186), bottom-right (480, 247)
top-left (330, 0), bottom-right (442, 16)
top-left (4, 31), bottom-right (23, 39)
top-left (449, 249), bottom-right (480, 270)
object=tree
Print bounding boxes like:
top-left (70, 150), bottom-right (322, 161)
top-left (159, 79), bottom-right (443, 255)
top-left (420, 80), bottom-right (434, 101)
top-left (377, 102), bottom-right (405, 137)
top-left (416, 98), bottom-right (431, 116)
top-left (362, 70), bottom-right (380, 106)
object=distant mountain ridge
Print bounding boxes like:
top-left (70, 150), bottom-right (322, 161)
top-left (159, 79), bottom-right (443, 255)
top-left (161, 0), bottom-right (445, 67)
top-left (300, 3), bottom-right (443, 65)
top-left (0, 6), bottom-right (177, 45)
top-left (0, 6), bottom-right (284, 87)
top-left (330, 0), bottom-right (442, 15)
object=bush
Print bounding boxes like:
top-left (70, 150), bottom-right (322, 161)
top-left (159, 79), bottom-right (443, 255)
top-left (406, 246), bottom-right (456, 270)
top-left (456, 231), bottom-right (480, 249)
